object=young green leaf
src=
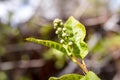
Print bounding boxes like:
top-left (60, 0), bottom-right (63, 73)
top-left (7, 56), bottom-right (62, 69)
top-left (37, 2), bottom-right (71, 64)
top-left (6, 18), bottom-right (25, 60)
top-left (49, 71), bottom-right (101, 80)
top-left (64, 16), bottom-right (88, 59)
top-left (64, 16), bottom-right (86, 41)
top-left (26, 38), bottom-right (66, 54)
top-left (79, 41), bottom-right (88, 59)
top-left (80, 71), bottom-right (101, 80)
top-left (49, 74), bottom-right (83, 80)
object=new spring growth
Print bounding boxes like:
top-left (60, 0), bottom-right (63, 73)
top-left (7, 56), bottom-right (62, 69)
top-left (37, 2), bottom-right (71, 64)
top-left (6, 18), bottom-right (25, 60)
top-left (57, 28), bottom-right (62, 31)
top-left (53, 19), bottom-right (63, 29)
top-left (53, 18), bottom-right (73, 46)
top-left (62, 33), bottom-right (67, 37)
top-left (68, 41), bottom-right (73, 45)
top-left (60, 39), bottom-right (64, 43)
top-left (27, 16), bottom-right (100, 80)
top-left (55, 28), bottom-right (62, 34)
top-left (63, 28), bottom-right (66, 31)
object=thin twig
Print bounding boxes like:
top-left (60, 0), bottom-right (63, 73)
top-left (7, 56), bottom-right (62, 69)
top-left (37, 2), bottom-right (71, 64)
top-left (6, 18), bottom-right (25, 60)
top-left (71, 56), bottom-right (88, 74)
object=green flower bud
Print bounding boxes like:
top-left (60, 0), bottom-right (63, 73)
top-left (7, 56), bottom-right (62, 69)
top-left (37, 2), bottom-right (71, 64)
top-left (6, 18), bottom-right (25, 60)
top-left (60, 39), bottom-right (64, 43)
top-left (57, 28), bottom-right (62, 31)
top-left (68, 41), bottom-right (73, 45)
top-left (54, 23), bottom-right (58, 29)
top-left (63, 28), bottom-right (66, 31)
top-left (55, 30), bottom-right (59, 34)
top-left (62, 33), bottom-right (67, 37)
top-left (60, 22), bottom-right (63, 26)
top-left (54, 19), bottom-right (62, 23)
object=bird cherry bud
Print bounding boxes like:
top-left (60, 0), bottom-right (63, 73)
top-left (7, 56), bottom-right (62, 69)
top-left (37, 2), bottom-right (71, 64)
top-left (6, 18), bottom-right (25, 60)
top-left (62, 33), bottom-right (67, 37)
top-left (63, 28), bottom-right (66, 31)
top-left (57, 28), bottom-right (62, 31)
top-left (60, 39), bottom-right (64, 43)
top-left (55, 30), bottom-right (59, 34)
top-left (68, 42), bottom-right (73, 45)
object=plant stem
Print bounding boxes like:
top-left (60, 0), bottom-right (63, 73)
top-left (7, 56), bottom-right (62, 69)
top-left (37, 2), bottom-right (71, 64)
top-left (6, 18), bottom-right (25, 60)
top-left (71, 57), bottom-right (88, 74)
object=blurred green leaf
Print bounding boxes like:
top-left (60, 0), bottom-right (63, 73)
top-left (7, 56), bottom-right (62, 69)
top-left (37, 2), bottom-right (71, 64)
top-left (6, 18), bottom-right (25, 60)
top-left (0, 46), bottom-right (6, 56)
top-left (92, 35), bottom-right (120, 54)
top-left (0, 71), bottom-right (8, 80)
top-left (43, 48), bottom-right (66, 69)
top-left (39, 24), bottom-right (53, 39)
top-left (19, 76), bottom-right (31, 80)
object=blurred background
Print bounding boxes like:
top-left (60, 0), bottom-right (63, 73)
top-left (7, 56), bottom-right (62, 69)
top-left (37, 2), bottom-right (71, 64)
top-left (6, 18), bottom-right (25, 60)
top-left (0, 0), bottom-right (120, 80)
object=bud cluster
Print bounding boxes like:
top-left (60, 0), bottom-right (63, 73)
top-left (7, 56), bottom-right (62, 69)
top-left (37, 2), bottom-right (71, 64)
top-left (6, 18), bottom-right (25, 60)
top-left (53, 19), bottom-right (73, 46)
